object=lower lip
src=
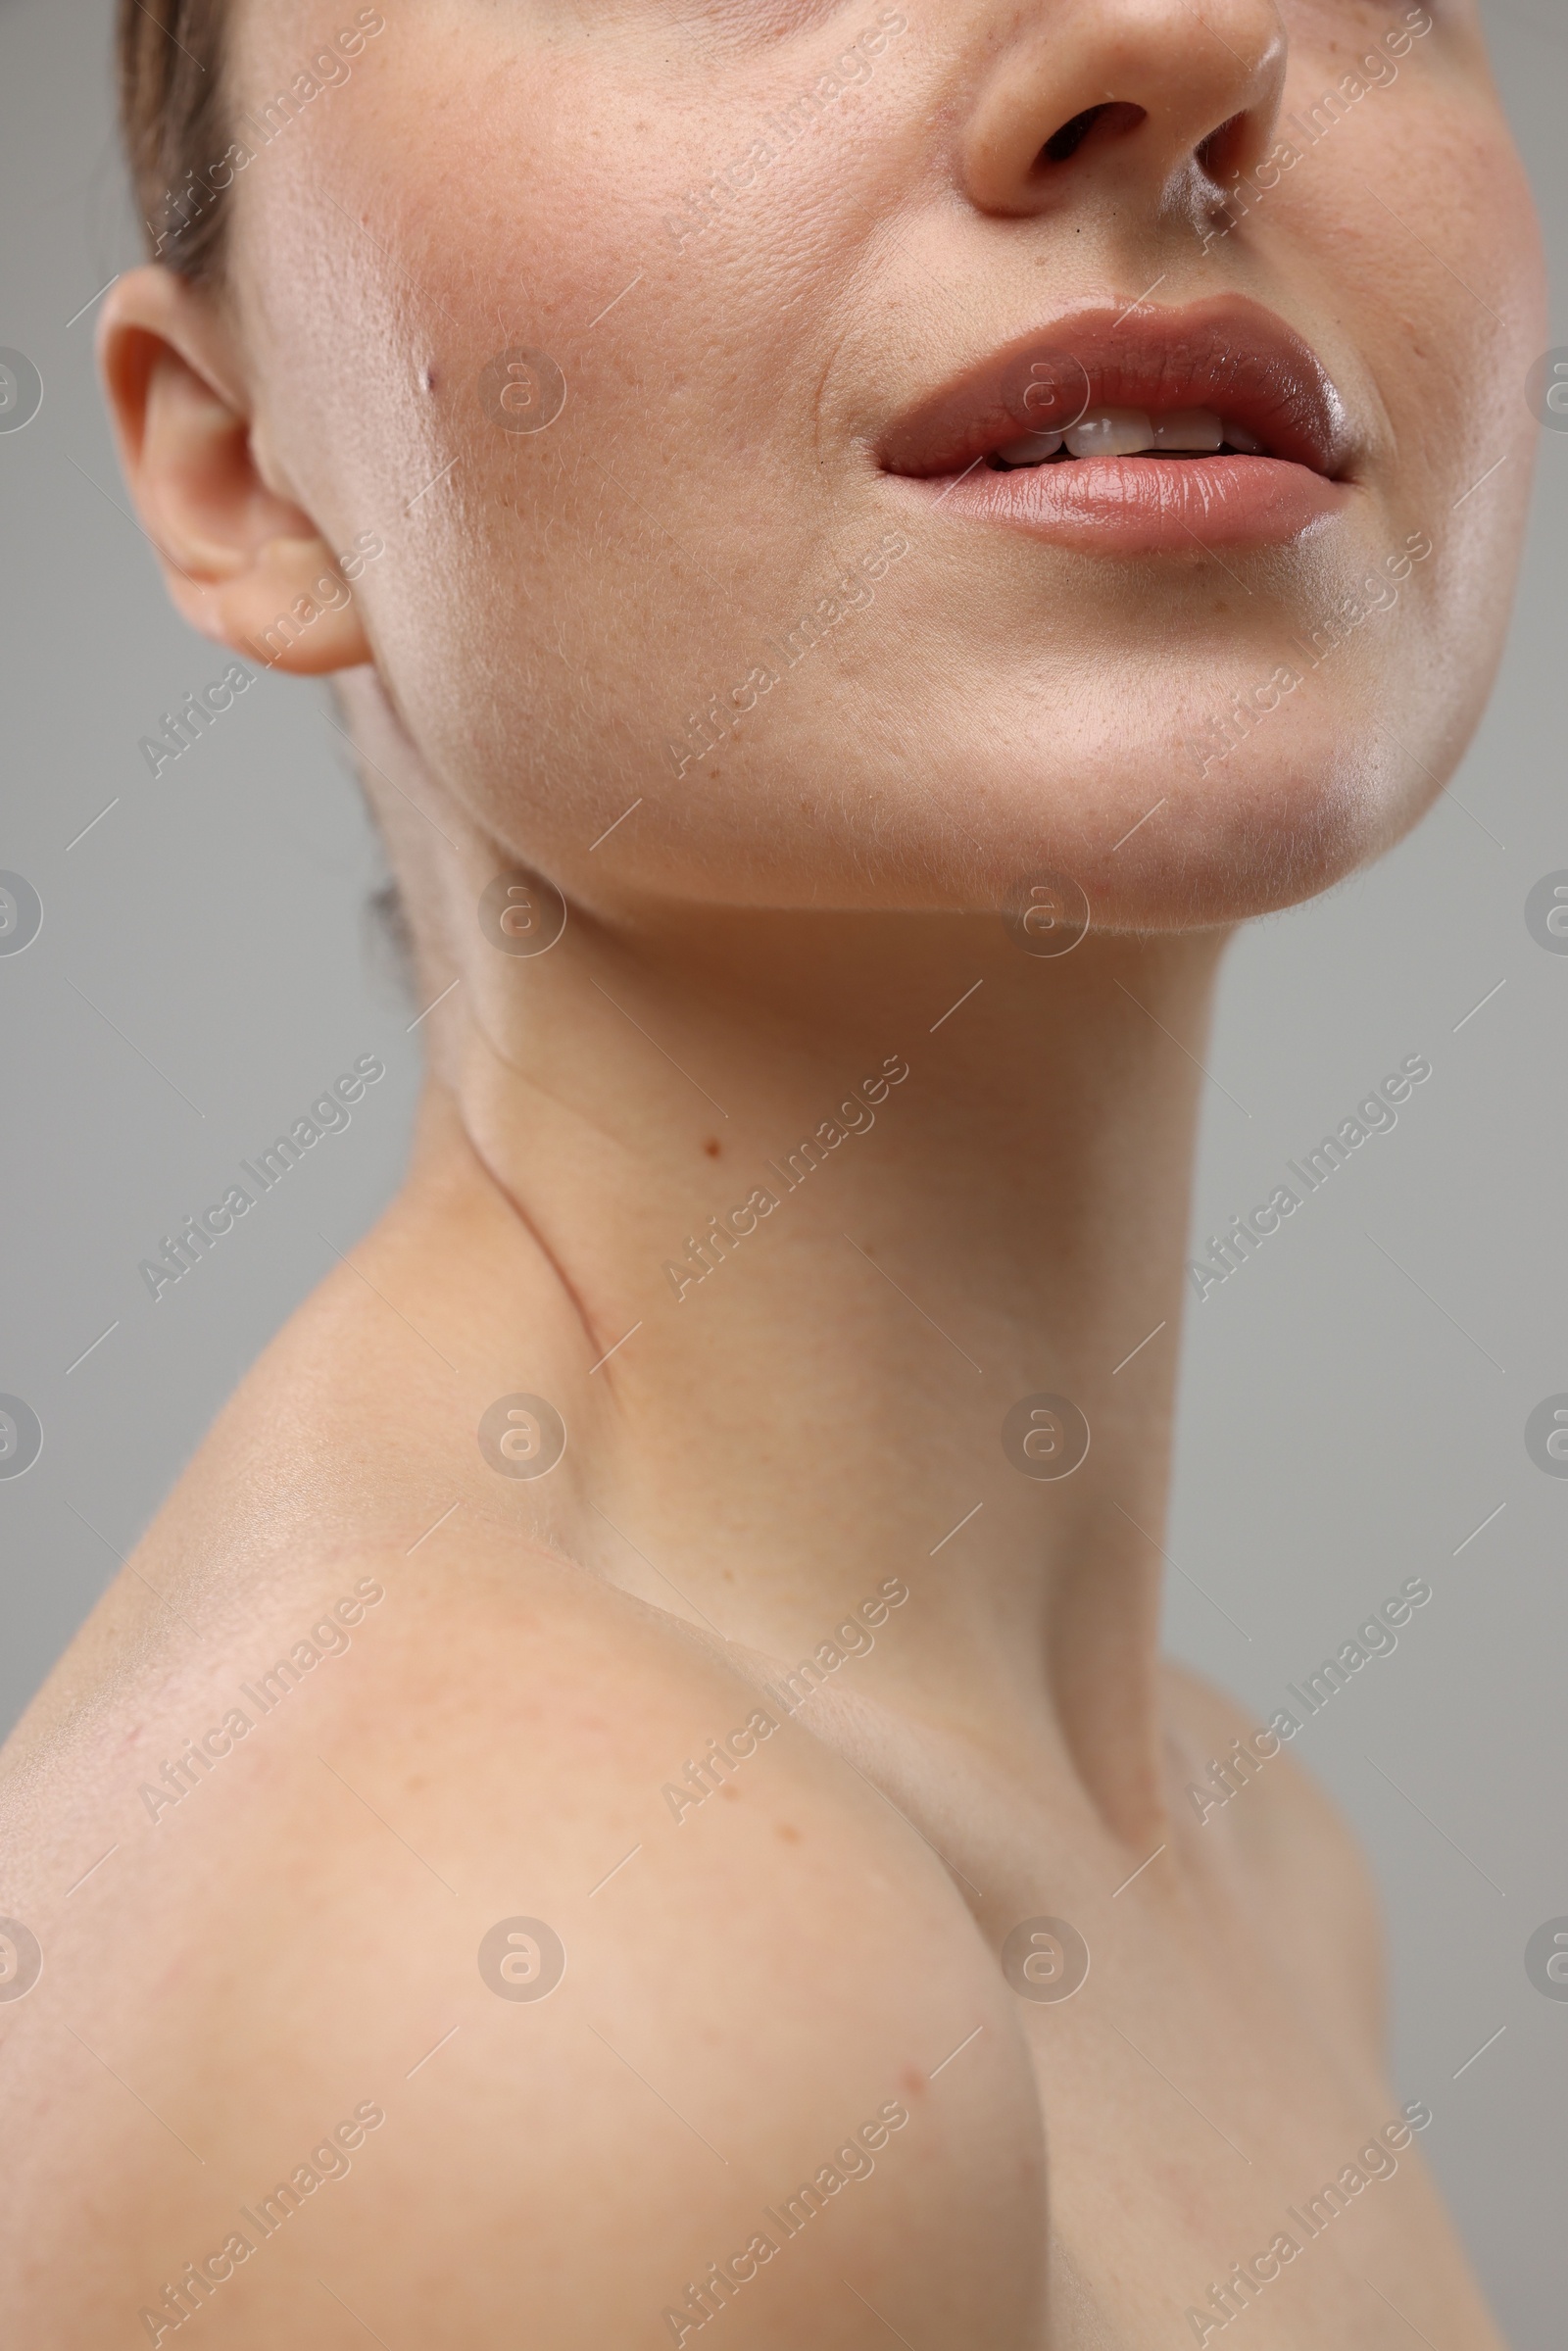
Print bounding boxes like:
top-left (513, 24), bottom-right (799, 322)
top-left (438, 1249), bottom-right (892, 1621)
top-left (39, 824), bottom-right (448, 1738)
top-left (897, 454), bottom-right (1350, 554)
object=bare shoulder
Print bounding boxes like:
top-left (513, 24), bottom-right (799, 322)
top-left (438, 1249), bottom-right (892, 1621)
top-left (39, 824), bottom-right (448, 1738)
top-left (1, 1549), bottom-right (1043, 2348)
top-left (1162, 1657), bottom-right (1388, 2058)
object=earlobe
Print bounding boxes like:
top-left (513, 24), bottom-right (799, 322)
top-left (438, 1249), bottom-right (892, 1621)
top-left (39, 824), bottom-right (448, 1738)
top-left (209, 534), bottom-right (376, 676)
top-left (97, 267), bottom-right (372, 675)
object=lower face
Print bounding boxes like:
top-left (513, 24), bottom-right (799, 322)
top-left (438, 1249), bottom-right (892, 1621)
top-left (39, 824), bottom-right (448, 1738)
top-left (230, 0), bottom-right (1543, 930)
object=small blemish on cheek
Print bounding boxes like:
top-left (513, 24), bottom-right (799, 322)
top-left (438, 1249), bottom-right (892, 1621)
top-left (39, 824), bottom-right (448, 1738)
top-left (420, 364), bottom-right (439, 394)
top-left (776, 1822), bottom-right (802, 1844)
top-left (703, 1137), bottom-right (721, 1157)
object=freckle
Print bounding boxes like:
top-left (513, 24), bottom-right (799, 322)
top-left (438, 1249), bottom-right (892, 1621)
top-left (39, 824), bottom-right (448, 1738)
top-left (719, 1782), bottom-right (740, 1799)
top-left (776, 1822), bottom-right (801, 1844)
top-left (900, 2064), bottom-right (927, 2100)
top-left (704, 1138), bottom-right (721, 1158)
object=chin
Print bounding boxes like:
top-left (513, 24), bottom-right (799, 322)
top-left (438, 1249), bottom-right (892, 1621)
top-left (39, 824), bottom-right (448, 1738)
top-left (1040, 745), bottom-right (1412, 934)
top-left (559, 731), bottom-right (1411, 934)
top-left (626, 672), bottom-right (1438, 930)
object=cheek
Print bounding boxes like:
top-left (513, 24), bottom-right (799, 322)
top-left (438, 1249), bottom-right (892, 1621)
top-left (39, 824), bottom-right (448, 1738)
top-left (254, 27), bottom-right (853, 876)
top-left (1272, 70), bottom-right (1544, 755)
top-left (1272, 57), bottom-right (1540, 498)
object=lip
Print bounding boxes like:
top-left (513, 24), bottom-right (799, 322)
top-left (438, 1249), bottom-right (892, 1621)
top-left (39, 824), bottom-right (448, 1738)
top-left (878, 296), bottom-right (1357, 554)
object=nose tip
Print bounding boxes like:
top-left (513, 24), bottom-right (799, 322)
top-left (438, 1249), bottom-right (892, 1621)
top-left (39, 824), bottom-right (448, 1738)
top-left (962, 2), bottom-right (1288, 220)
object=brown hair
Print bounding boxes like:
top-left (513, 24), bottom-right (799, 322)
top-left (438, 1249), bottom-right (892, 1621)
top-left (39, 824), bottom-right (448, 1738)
top-left (117, 0), bottom-right (231, 281)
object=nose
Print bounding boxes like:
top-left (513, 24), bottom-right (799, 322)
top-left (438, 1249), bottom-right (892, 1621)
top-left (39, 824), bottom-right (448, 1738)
top-left (962, 0), bottom-right (1288, 220)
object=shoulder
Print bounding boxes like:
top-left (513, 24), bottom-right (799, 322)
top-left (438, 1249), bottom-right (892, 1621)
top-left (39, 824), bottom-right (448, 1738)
top-left (1162, 1658), bottom-right (1388, 2061)
top-left (1, 1549), bottom-right (1043, 2346)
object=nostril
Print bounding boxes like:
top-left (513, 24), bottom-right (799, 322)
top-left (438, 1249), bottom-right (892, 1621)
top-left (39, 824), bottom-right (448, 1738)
top-left (1040, 101), bottom-right (1146, 167)
top-left (1198, 112), bottom-right (1248, 180)
top-left (1042, 107), bottom-right (1104, 165)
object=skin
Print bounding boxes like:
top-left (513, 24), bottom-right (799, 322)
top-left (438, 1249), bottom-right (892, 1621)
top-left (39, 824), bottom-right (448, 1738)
top-left (0, 0), bottom-right (1544, 2344)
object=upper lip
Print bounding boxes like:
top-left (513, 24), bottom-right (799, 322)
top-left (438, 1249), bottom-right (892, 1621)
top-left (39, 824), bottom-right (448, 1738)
top-left (878, 296), bottom-right (1353, 480)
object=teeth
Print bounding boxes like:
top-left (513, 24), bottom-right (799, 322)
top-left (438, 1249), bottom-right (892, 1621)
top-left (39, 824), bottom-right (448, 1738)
top-left (995, 429), bottom-right (1065, 465)
top-left (1150, 408), bottom-right (1225, 452)
top-left (991, 407), bottom-right (1268, 466)
top-left (1064, 407), bottom-right (1154, 458)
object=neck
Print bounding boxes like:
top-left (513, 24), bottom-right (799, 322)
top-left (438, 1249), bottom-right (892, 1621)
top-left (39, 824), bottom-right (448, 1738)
top-left (348, 678), bottom-right (1228, 1848)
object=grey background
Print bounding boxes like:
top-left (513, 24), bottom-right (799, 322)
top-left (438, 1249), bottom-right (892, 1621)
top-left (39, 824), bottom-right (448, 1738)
top-left (1, 0), bottom-right (1563, 2337)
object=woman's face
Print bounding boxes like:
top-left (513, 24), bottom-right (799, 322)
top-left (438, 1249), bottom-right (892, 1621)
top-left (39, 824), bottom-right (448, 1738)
top-left (224, 0), bottom-right (1542, 927)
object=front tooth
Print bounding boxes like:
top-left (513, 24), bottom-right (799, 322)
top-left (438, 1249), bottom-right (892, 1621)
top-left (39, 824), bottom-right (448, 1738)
top-left (1063, 407), bottom-right (1154, 458)
top-left (1222, 419), bottom-right (1265, 454)
top-left (996, 430), bottom-right (1065, 465)
top-left (1149, 408), bottom-right (1224, 452)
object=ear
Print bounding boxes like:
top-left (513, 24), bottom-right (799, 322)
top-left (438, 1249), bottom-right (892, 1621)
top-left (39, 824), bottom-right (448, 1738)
top-left (97, 266), bottom-right (372, 675)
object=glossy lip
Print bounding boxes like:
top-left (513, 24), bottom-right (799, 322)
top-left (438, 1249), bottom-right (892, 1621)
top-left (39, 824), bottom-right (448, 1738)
top-left (878, 296), bottom-right (1357, 554)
